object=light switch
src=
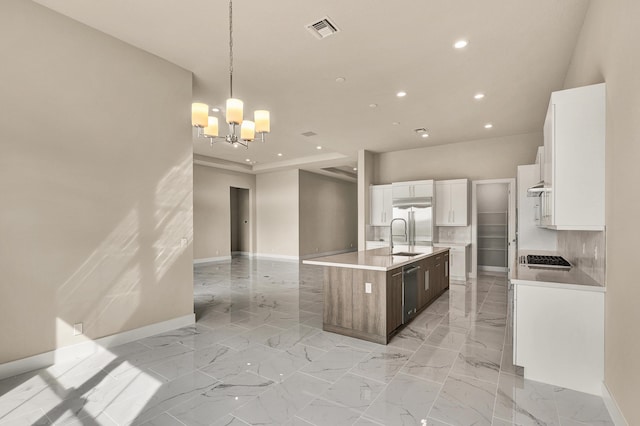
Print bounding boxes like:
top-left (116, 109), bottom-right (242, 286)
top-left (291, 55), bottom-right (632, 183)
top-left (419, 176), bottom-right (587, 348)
top-left (365, 282), bottom-right (372, 294)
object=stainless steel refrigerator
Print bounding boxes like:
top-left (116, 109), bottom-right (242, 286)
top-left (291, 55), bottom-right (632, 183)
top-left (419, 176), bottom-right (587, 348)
top-left (391, 198), bottom-right (433, 246)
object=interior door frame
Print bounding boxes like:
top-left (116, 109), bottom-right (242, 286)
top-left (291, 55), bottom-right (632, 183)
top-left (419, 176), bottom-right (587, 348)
top-left (470, 178), bottom-right (516, 279)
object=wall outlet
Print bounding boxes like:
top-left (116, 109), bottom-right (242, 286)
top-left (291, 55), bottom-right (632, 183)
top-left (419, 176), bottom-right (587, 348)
top-left (73, 323), bottom-right (83, 336)
top-left (594, 246), bottom-right (598, 261)
top-left (180, 238), bottom-right (188, 247)
top-left (582, 243), bottom-right (586, 255)
top-left (365, 282), bottom-right (372, 294)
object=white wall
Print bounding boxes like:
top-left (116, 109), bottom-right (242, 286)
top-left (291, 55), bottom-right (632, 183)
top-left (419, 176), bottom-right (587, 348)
top-left (193, 165), bottom-right (256, 260)
top-left (375, 132), bottom-right (541, 184)
top-left (256, 169), bottom-right (300, 258)
top-left (0, 0), bottom-right (193, 363)
top-left (299, 171), bottom-right (357, 257)
top-left (562, 0), bottom-right (640, 422)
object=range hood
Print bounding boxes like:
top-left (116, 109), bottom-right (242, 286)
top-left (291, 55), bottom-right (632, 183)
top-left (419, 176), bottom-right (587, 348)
top-left (526, 181), bottom-right (550, 197)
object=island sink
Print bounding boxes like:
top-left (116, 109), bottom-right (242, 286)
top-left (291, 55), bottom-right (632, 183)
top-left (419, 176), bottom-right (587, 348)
top-left (392, 251), bottom-right (421, 257)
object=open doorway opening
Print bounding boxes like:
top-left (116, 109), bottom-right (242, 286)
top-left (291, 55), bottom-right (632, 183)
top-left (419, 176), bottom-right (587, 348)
top-left (230, 187), bottom-right (250, 257)
top-left (471, 179), bottom-right (516, 278)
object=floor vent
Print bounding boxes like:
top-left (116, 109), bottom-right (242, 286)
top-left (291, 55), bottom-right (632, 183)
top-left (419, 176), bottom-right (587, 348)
top-left (301, 131), bottom-right (317, 137)
top-left (306, 17), bottom-right (339, 39)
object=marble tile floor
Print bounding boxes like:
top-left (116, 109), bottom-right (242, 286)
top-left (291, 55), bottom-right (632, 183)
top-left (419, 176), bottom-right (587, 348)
top-left (0, 257), bottom-right (615, 426)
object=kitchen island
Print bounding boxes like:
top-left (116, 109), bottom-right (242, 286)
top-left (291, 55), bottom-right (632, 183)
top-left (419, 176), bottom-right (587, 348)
top-left (303, 246), bottom-right (450, 344)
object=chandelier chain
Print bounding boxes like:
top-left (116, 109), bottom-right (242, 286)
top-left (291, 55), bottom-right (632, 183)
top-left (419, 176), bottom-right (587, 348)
top-left (229, 0), bottom-right (233, 98)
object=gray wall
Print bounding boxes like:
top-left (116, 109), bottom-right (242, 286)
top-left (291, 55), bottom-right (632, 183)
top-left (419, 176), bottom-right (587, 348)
top-left (193, 165), bottom-right (256, 260)
top-left (562, 0), bottom-right (640, 422)
top-left (0, 0), bottom-right (193, 363)
top-left (299, 171), bottom-right (357, 257)
top-left (256, 169), bottom-right (300, 258)
top-left (374, 132), bottom-right (541, 184)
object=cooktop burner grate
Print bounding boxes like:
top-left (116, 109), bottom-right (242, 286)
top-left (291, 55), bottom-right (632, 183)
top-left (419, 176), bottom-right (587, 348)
top-left (526, 255), bottom-right (571, 268)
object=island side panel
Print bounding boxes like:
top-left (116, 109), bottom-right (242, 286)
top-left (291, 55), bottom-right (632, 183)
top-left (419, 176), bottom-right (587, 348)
top-left (323, 267), bottom-right (353, 329)
top-left (352, 269), bottom-right (387, 339)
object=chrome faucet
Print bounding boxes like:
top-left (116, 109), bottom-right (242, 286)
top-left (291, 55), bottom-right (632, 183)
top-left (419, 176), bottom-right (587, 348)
top-left (389, 218), bottom-right (408, 252)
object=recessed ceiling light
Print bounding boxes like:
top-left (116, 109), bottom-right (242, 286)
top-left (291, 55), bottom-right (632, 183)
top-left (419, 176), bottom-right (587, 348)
top-left (211, 107), bottom-right (220, 112)
top-left (369, 103), bottom-right (378, 108)
top-left (245, 158), bottom-right (251, 162)
top-left (454, 39), bottom-right (469, 49)
top-left (474, 93), bottom-right (485, 100)
top-left (484, 123), bottom-right (493, 129)
top-left (353, 167), bottom-right (357, 171)
top-left (414, 128), bottom-right (429, 138)
top-left (316, 146), bottom-right (322, 150)
top-left (396, 91), bottom-right (407, 98)
top-left (392, 121), bottom-right (400, 126)
top-left (335, 77), bottom-right (346, 83)
top-left (277, 153), bottom-right (283, 157)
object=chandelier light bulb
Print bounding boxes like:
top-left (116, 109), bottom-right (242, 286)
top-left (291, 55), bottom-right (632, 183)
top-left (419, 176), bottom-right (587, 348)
top-left (204, 116), bottom-right (219, 137)
top-left (226, 98), bottom-right (243, 125)
top-left (191, 103), bottom-right (209, 128)
top-left (241, 120), bottom-right (256, 141)
top-left (254, 110), bottom-right (270, 133)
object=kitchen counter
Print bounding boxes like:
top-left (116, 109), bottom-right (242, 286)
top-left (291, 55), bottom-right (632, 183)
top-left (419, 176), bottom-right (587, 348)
top-left (303, 245), bottom-right (449, 271)
top-left (512, 250), bottom-right (605, 395)
top-left (512, 250), bottom-right (605, 293)
top-left (433, 242), bottom-right (470, 248)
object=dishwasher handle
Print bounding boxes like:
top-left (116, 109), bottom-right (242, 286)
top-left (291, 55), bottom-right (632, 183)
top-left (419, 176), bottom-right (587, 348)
top-left (403, 265), bottom-right (421, 275)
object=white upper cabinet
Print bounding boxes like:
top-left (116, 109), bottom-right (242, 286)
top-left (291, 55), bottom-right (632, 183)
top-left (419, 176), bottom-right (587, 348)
top-left (540, 83), bottom-right (605, 230)
top-left (391, 180), bottom-right (434, 199)
top-left (370, 184), bottom-right (393, 226)
top-left (435, 179), bottom-right (469, 226)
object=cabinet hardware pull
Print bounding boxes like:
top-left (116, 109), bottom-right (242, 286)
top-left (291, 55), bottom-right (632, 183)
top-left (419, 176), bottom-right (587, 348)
top-left (392, 272), bottom-right (402, 277)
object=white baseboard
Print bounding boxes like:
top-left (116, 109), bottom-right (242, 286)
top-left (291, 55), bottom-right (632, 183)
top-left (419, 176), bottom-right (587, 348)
top-left (0, 314), bottom-right (195, 381)
top-left (300, 248), bottom-right (356, 260)
top-left (194, 256), bottom-right (231, 264)
top-left (253, 253), bottom-right (300, 261)
top-left (602, 382), bottom-right (629, 426)
top-left (231, 251), bottom-right (252, 257)
top-left (479, 266), bottom-right (508, 274)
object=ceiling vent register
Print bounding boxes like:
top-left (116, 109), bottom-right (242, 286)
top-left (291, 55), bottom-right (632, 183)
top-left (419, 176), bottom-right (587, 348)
top-left (307, 17), bottom-right (339, 39)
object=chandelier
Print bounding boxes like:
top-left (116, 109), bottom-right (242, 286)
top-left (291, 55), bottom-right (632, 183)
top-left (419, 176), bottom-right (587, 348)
top-left (191, 0), bottom-right (270, 149)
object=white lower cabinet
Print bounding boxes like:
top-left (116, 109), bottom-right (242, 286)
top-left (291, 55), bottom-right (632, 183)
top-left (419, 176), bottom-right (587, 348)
top-left (433, 244), bottom-right (467, 281)
top-left (513, 281), bottom-right (604, 395)
top-left (449, 248), bottom-right (466, 281)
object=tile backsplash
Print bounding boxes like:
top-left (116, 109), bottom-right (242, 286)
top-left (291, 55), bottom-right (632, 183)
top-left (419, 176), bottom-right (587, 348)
top-left (558, 230), bottom-right (605, 285)
top-left (437, 226), bottom-right (471, 244)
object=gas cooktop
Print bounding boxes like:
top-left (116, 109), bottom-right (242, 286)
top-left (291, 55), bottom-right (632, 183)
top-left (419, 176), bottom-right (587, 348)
top-left (519, 254), bottom-right (572, 270)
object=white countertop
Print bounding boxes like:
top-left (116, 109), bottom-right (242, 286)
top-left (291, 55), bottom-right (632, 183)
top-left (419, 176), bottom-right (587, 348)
top-left (512, 250), bottom-right (605, 293)
top-left (303, 245), bottom-right (450, 271)
top-left (433, 242), bottom-right (470, 248)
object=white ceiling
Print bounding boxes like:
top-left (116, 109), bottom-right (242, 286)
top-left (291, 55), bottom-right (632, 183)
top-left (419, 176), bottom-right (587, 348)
top-left (33, 0), bottom-right (589, 174)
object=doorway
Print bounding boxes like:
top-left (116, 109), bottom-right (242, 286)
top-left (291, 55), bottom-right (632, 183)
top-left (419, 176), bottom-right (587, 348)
top-left (471, 179), bottom-right (516, 278)
top-left (230, 187), bottom-right (250, 256)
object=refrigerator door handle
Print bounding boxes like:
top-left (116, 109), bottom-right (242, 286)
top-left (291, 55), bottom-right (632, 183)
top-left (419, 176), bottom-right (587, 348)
top-left (409, 210), bottom-right (414, 245)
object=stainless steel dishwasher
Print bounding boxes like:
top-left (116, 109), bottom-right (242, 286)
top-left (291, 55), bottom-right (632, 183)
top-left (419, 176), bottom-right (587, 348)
top-left (402, 264), bottom-right (420, 324)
